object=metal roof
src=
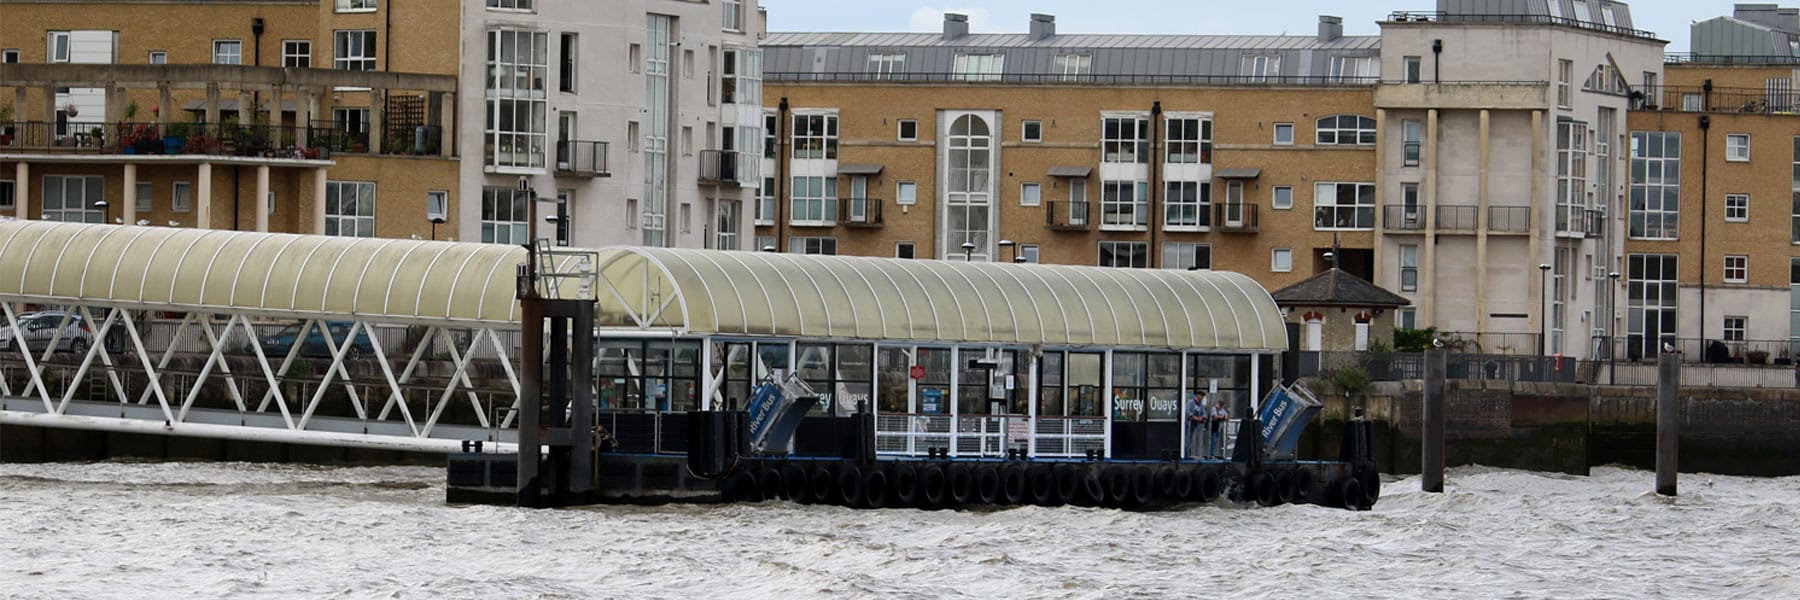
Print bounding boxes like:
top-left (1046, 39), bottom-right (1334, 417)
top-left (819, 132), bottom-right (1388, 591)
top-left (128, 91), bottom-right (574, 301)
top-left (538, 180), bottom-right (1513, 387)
top-left (762, 32), bottom-right (1382, 51)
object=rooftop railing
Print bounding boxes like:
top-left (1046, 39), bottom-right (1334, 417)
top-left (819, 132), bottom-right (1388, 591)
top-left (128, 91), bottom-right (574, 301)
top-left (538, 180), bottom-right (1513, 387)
top-left (1385, 11), bottom-right (1659, 39)
top-left (765, 71), bottom-right (1383, 86)
top-left (1666, 52), bottom-right (1800, 65)
top-left (1634, 84), bottom-right (1800, 114)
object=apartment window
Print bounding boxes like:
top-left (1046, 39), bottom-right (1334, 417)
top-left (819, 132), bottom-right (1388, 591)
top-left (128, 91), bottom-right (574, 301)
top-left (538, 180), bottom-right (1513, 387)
top-left (1572, 0), bottom-right (1592, 23)
top-left (1629, 131), bottom-right (1680, 240)
top-left (1273, 123), bottom-right (1294, 145)
top-left (792, 113), bottom-right (838, 160)
top-left (896, 181), bottom-right (917, 206)
top-left (1022, 120), bottom-right (1042, 143)
top-left (897, 119), bottom-right (918, 142)
top-left (332, 108), bottom-right (369, 141)
top-left (1316, 115), bottom-right (1376, 145)
top-left (1556, 120), bottom-right (1589, 234)
top-left (1397, 308), bottom-right (1417, 330)
top-left (172, 182), bottom-right (192, 213)
top-left (486, 29), bottom-right (549, 169)
top-left (1241, 55), bottom-right (1279, 82)
top-left (953, 54), bottom-right (1004, 82)
top-left (1727, 134), bottom-right (1751, 162)
top-left (40, 175), bottom-right (104, 223)
top-left (868, 53), bottom-right (906, 79)
top-left (134, 181), bottom-right (152, 212)
top-left (335, 31), bottom-right (377, 71)
top-left (559, 33), bottom-right (578, 93)
top-left (1726, 194), bottom-right (1750, 222)
top-left (1627, 254), bottom-right (1679, 359)
top-left (896, 242), bottom-right (915, 259)
top-left (715, 200), bottom-right (740, 250)
top-left (48, 32), bottom-right (70, 63)
top-left (1163, 181), bottom-right (1209, 230)
top-left (1098, 241), bottom-right (1148, 268)
top-left (1403, 56), bottom-right (1422, 84)
top-left (753, 177), bottom-right (776, 224)
top-left (1102, 116), bottom-right (1149, 163)
top-left (426, 190), bottom-right (448, 222)
top-left (1101, 180), bottom-right (1148, 229)
top-left (1557, 59), bottom-right (1573, 107)
top-left (1165, 117), bottom-right (1212, 164)
top-left (147, 51), bottom-right (165, 65)
top-left (1725, 255), bottom-right (1748, 283)
top-left (1313, 182), bottom-right (1376, 229)
top-left (1272, 186), bottom-right (1293, 210)
top-left (1271, 248), bottom-right (1293, 273)
top-left (1329, 56), bottom-right (1378, 83)
top-left (213, 40), bottom-right (242, 65)
top-left (0, 180), bottom-right (14, 211)
top-left (628, 43), bottom-right (641, 73)
top-left (723, 0), bottom-right (744, 31)
top-left (1020, 244), bottom-right (1039, 263)
top-left (1055, 54), bottom-right (1091, 81)
top-left (1069, 178), bottom-right (1086, 205)
top-left (680, 126), bottom-right (692, 156)
top-left (719, 48), bottom-right (760, 105)
top-left (479, 187), bottom-right (528, 244)
top-left (1020, 182), bottom-right (1042, 207)
top-left (324, 181), bottom-right (376, 237)
top-left (336, 0), bottom-right (377, 10)
top-left (1401, 183), bottom-right (1422, 225)
top-left (1681, 94), bottom-right (1703, 111)
top-left (1400, 245), bottom-right (1419, 292)
top-left (1162, 242), bottom-right (1211, 270)
top-left (790, 176), bottom-right (837, 224)
top-left (1402, 120), bottom-right (1422, 166)
top-left (486, 0), bottom-right (533, 10)
top-left (1724, 316), bottom-right (1747, 342)
top-left (790, 236), bottom-right (837, 255)
top-left (283, 41), bottom-right (312, 68)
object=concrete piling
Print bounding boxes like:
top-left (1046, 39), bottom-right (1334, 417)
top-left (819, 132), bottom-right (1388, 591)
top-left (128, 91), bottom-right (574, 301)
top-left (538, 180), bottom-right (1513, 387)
top-left (1656, 351), bottom-right (1680, 496)
top-left (1422, 349), bottom-right (1446, 493)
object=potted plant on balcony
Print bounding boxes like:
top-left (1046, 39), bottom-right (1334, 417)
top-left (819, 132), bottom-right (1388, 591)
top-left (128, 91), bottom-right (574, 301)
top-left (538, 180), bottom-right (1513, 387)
top-left (164, 122), bottom-right (190, 154)
top-left (0, 102), bottom-right (14, 146)
top-left (1747, 349), bottom-right (1770, 365)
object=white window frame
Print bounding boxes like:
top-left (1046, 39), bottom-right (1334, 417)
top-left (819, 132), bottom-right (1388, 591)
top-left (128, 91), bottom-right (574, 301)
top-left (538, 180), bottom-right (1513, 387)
top-left (1723, 316), bottom-right (1747, 342)
top-left (1242, 55), bottom-right (1279, 82)
top-left (1273, 185), bottom-right (1293, 210)
top-left (1161, 242), bottom-right (1211, 271)
top-left (1097, 241), bottom-right (1148, 268)
top-left (486, 0), bottom-right (534, 10)
top-left (134, 181), bottom-right (152, 213)
top-left (1020, 244), bottom-right (1039, 264)
top-left (48, 32), bottom-right (70, 63)
top-left (213, 39), bottom-right (242, 65)
top-left (486, 29), bottom-right (549, 170)
top-left (325, 181), bottom-right (376, 237)
top-left (336, 0), bottom-right (377, 12)
top-left (1725, 193), bottom-right (1749, 222)
top-left (1163, 180), bottom-right (1208, 231)
top-left (896, 181), bottom-right (917, 206)
top-left (1021, 120), bottom-right (1042, 143)
top-left (1403, 56), bottom-right (1422, 84)
top-left (1400, 244), bottom-right (1419, 292)
top-left (1020, 182), bottom-right (1042, 207)
top-left (895, 242), bottom-right (915, 259)
top-left (1271, 248), bottom-right (1293, 273)
top-left (1313, 182), bottom-right (1376, 230)
top-left (1055, 54), bottom-right (1091, 82)
top-left (283, 40), bottom-right (312, 68)
top-left (1727, 133), bottom-right (1751, 162)
top-left (1629, 131), bottom-right (1681, 241)
top-left (1100, 180), bottom-right (1148, 231)
top-left (868, 53), bottom-right (906, 79)
top-left (952, 54), bottom-right (1004, 82)
top-left (1557, 59), bottom-right (1573, 108)
top-left (897, 119), bottom-right (918, 142)
top-left (790, 175), bottom-right (837, 225)
top-left (1165, 116), bottom-right (1211, 164)
top-left (172, 181), bottom-right (192, 213)
top-left (789, 236), bottom-right (837, 255)
top-left (1274, 123), bottom-right (1294, 145)
top-left (334, 30), bottom-right (377, 71)
top-left (1316, 114), bottom-right (1376, 146)
top-left (147, 51), bottom-right (166, 65)
top-left (791, 112), bottom-right (838, 160)
top-left (480, 187), bottom-right (529, 244)
top-left (1329, 56), bottom-right (1378, 83)
top-left (1102, 116), bottom-right (1149, 164)
top-left (426, 190), bottom-right (448, 222)
top-left (1724, 255), bottom-right (1748, 284)
top-left (723, 0), bottom-right (744, 32)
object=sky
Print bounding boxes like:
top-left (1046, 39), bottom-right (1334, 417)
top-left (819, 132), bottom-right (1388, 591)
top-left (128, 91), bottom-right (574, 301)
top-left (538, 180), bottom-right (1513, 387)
top-left (759, 1), bottom-right (1755, 52)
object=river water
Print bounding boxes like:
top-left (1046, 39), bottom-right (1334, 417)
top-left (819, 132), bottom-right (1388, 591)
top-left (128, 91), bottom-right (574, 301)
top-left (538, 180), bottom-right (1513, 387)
top-left (0, 462), bottom-right (1795, 599)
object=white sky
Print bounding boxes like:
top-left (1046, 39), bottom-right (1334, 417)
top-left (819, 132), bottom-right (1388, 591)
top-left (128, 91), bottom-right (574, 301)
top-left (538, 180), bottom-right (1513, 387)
top-left (760, 1), bottom-right (1756, 52)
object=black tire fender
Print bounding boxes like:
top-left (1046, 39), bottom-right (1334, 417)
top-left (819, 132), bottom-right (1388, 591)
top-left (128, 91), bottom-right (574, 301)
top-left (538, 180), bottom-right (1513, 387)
top-left (947, 464), bottom-right (975, 506)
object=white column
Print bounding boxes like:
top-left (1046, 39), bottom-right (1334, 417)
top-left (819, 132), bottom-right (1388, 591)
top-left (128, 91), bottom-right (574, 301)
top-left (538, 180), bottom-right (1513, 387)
top-left (14, 162), bottom-right (29, 219)
top-left (313, 167), bottom-right (328, 234)
top-left (948, 346), bottom-right (959, 458)
top-left (122, 163), bottom-right (138, 225)
top-left (194, 162), bottom-right (213, 229)
top-left (1026, 351), bottom-right (1039, 458)
top-left (254, 165), bottom-right (270, 232)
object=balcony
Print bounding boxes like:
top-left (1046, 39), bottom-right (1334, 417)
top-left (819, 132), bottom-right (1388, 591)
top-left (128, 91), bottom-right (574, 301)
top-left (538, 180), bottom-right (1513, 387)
top-left (1555, 207), bottom-right (1606, 238)
top-left (1045, 201), bottom-right (1093, 231)
top-left (2, 121), bottom-right (338, 160)
top-left (1488, 206), bottom-right (1531, 234)
top-left (840, 197), bottom-right (884, 227)
top-left (1437, 205), bottom-right (1478, 232)
top-left (555, 140), bottom-right (610, 177)
top-left (1584, 208), bottom-right (1606, 237)
top-left (1214, 203), bottom-right (1259, 233)
top-left (698, 149), bottom-right (754, 187)
top-left (1635, 83), bottom-right (1799, 113)
top-left (1384, 204), bottom-right (1425, 232)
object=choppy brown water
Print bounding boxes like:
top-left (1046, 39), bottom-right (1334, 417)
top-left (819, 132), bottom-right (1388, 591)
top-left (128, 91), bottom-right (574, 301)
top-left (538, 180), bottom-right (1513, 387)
top-left (1, 462), bottom-right (1796, 598)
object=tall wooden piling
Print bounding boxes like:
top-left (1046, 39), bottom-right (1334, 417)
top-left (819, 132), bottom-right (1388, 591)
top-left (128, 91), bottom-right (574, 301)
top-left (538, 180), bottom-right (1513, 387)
top-left (1422, 349), bottom-right (1446, 493)
top-left (1656, 351), bottom-right (1680, 496)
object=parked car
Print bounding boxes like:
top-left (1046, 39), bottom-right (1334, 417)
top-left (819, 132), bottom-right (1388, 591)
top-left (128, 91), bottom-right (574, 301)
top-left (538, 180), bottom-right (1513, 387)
top-left (0, 311), bottom-right (96, 355)
top-left (257, 322), bottom-right (378, 360)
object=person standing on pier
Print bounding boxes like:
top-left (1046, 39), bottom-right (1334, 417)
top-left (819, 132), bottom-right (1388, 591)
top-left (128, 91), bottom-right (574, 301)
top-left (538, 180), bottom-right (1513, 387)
top-left (1209, 400), bottom-right (1230, 457)
top-left (1186, 390), bottom-right (1210, 459)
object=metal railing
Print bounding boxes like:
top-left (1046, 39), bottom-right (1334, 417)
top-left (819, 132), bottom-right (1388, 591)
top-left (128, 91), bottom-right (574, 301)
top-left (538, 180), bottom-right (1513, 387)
top-left (1592, 335), bottom-right (1799, 366)
top-left (1300, 351), bottom-right (1577, 383)
top-left (1215, 203), bottom-right (1259, 232)
top-left (1046, 201), bottom-right (1093, 230)
top-left (698, 149), bottom-right (753, 186)
top-left (839, 197), bottom-right (884, 227)
top-left (382, 124), bottom-right (443, 156)
top-left (1385, 204), bottom-right (1425, 231)
top-left (1032, 416), bottom-right (1106, 458)
top-left (1, 121), bottom-right (339, 159)
top-left (1634, 84), bottom-right (1800, 114)
top-left (1489, 206), bottom-right (1531, 233)
top-left (765, 71), bottom-right (1382, 86)
top-left (555, 140), bottom-right (610, 177)
top-left (1666, 52), bottom-right (1800, 65)
top-left (1385, 11), bottom-right (1659, 39)
top-left (1437, 205), bottom-right (1478, 232)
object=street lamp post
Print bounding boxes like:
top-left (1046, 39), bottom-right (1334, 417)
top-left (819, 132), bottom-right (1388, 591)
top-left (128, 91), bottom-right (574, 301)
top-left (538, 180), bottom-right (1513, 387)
top-left (961, 240), bottom-right (976, 261)
top-left (1608, 270), bottom-right (1622, 385)
top-left (997, 239), bottom-right (1015, 263)
top-left (429, 215), bottom-right (445, 241)
top-left (93, 199), bottom-right (110, 225)
top-left (1538, 263), bottom-right (1552, 358)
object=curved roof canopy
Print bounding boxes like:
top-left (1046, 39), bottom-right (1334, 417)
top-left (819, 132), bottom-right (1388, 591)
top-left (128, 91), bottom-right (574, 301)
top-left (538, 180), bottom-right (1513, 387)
top-left (0, 221), bottom-right (1287, 351)
top-left (593, 248), bottom-right (1286, 351)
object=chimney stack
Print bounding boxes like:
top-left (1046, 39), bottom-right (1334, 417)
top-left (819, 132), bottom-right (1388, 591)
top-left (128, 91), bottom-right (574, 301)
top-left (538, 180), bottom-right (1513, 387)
top-left (1318, 15), bottom-right (1344, 43)
top-left (943, 12), bottom-right (969, 40)
top-left (1029, 13), bottom-right (1057, 41)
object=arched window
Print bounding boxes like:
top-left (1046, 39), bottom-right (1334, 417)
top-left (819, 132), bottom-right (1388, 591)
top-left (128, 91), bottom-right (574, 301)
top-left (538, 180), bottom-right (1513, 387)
top-left (1315, 115), bottom-right (1376, 146)
top-left (945, 114), bottom-right (992, 260)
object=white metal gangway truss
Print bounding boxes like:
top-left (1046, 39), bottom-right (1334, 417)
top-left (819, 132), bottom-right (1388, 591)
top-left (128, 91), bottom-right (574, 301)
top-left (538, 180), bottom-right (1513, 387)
top-left (0, 220), bottom-right (608, 454)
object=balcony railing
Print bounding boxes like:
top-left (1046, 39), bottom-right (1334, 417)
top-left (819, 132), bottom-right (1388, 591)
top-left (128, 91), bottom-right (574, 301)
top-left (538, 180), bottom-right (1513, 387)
top-left (766, 72), bottom-right (1379, 86)
top-left (1488, 206), bottom-right (1531, 233)
top-left (1634, 84), bottom-right (1800, 114)
top-left (555, 140), bottom-right (610, 177)
top-left (840, 197), bottom-right (884, 227)
top-left (1, 121), bottom-right (339, 159)
top-left (1666, 53), bottom-right (1800, 66)
top-left (1594, 335), bottom-right (1799, 366)
top-left (1215, 203), bottom-right (1259, 233)
top-left (1437, 205), bottom-right (1478, 232)
top-left (1385, 11), bottom-right (1658, 39)
top-left (698, 149), bottom-right (753, 187)
top-left (1384, 204), bottom-right (1425, 231)
top-left (1045, 201), bottom-right (1093, 231)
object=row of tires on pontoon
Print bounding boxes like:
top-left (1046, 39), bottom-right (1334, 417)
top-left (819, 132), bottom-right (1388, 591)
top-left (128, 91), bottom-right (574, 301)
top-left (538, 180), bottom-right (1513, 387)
top-left (719, 459), bottom-right (1379, 510)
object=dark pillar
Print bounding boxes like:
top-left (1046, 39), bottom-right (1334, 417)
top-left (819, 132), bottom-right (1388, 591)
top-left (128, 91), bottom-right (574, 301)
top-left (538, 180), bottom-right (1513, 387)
top-left (1655, 351), bottom-right (1679, 496)
top-left (1422, 348), bottom-right (1446, 493)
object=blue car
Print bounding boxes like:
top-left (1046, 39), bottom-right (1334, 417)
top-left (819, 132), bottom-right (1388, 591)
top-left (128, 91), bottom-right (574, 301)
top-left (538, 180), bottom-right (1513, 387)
top-left (258, 322), bottom-right (377, 360)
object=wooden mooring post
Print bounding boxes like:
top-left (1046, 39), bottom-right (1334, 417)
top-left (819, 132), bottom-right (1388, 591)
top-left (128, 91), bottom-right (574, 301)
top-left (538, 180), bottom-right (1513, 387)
top-left (1656, 351), bottom-right (1680, 496)
top-left (1422, 349), bottom-right (1446, 493)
